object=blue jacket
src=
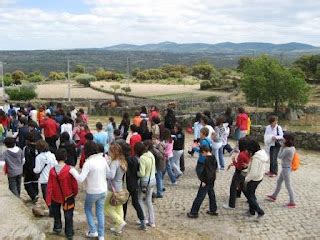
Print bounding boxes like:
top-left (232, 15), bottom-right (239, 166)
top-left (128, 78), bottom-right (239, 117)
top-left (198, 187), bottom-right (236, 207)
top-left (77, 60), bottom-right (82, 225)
top-left (196, 137), bottom-right (212, 164)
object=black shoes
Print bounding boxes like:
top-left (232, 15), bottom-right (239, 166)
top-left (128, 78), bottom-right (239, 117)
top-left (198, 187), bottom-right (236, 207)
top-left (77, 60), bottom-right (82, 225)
top-left (206, 211), bottom-right (219, 216)
top-left (187, 212), bottom-right (198, 218)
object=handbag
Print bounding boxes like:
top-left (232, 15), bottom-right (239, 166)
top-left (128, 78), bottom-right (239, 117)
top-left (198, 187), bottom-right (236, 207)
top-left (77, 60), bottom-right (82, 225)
top-left (55, 168), bottom-right (75, 211)
top-left (274, 126), bottom-right (281, 148)
top-left (110, 172), bottom-right (130, 206)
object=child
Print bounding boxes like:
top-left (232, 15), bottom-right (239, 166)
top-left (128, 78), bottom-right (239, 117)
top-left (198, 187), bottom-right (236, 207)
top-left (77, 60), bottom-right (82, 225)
top-left (223, 137), bottom-right (250, 209)
top-left (1, 137), bottom-right (24, 197)
top-left (188, 112), bottom-right (202, 157)
top-left (266, 134), bottom-right (296, 208)
top-left (172, 123), bottom-right (184, 178)
top-left (59, 132), bottom-right (77, 167)
top-left (33, 140), bottom-right (58, 201)
top-left (23, 132), bottom-right (39, 202)
top-left (93, 122), bottom-right (109, 154)
top-left (163, 129), bottom-right (176, 185)
top-left (194, 127), bottom-right (212, 178)
top-left (133, 111), bottom-right (142, 127)
top-left (129, 124), bottom-right (142, 157)
top-left (106, 117), bottom-right (116, 143)
top-left (46, 148), bottom-right (78, 238)
top-left (213, 116), bottom-right (228, 170)
top-left (152, 136), bottom-right (166, 198)
top-left (187, 145), bottom-right (218, 218)
top-left (79, 133), bottom-right (94, 169)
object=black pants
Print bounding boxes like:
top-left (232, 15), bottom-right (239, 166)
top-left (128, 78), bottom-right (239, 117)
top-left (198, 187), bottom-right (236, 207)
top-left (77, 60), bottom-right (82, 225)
top-left (246, 180), bottom-right (264, 216)
top-left (180, 153), bottom-right (185, 172)
top-left (8, 175), bottom-right (22, 197)
top-left (190, 182), bottom-right (217, 214)
top-left (229, 170), bottom-right (246, 208)
top-left (223, 144), bottom-right (233, 154)
top-left (45, 136), bottom-right (57, 153)
top-left (51, 200), bottom-right (74, 237)
top-left (123, 189), bottom-right (144, 221)
top-left (24, 182), bottom-right (39, 201)
top-left (270, 146), bottom-right (280, 174)
top-left (41, 183), bottom-right (47, 201)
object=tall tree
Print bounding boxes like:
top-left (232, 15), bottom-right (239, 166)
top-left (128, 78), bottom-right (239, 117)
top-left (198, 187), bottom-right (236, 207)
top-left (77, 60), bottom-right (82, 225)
top-left (241, 55), bottom-right (310, 113)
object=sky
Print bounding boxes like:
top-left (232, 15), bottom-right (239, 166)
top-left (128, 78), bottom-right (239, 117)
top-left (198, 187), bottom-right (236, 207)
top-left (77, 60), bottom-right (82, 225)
top-left (0, 0), bottom-right (319, 50)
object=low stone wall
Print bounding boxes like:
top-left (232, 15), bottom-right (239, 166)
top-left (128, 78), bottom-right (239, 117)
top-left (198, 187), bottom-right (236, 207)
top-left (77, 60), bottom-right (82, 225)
top-left (250, 125), bottom-right (320, 151)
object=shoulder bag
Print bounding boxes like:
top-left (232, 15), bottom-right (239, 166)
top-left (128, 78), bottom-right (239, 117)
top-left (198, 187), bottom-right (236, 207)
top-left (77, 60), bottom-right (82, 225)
top-left (110, 171), bottom-right (130, 206)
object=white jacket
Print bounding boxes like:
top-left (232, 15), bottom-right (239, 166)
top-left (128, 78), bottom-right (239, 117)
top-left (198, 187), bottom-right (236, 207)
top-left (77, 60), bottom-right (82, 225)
top-left (245, 149), bottom-right (268, 182)
top-left (33, 151), bottom-right (58, 184)
top-left (70, 153), bottom-right (110, 194)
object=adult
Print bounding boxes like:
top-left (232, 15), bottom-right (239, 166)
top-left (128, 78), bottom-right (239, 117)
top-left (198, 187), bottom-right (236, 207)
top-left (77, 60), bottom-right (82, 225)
top-left (140, 106), bottom-right (148, 121)
top-left (135, 142), bottom-right (157, 228)
top-left (105, 144), bottom-right (128, 235)
top-left (264, 115), bottom-right (284, 177)
top-left (244, 139), bottom-right (268, 219)
top-left (29, 106), bottom-right (38, 123)
top-left (235, 107), bottom-right (248, 140)
top-left (70, 142), bottom-right (109, 240)
top-left (118, 112), bottom-right (130, 140)
top-left (40, 113), bottom-right (59, 153)
top-left (267, 134), bottom-right (296, 208)
top-left (106, 117), bottom-right (116, 144)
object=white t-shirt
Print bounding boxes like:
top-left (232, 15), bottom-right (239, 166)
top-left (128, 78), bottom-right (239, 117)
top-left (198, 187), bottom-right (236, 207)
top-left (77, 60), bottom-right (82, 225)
top-left (29, 110), bottom-right (38, 122)
top-left (61, 123), bottom-right (73, 140)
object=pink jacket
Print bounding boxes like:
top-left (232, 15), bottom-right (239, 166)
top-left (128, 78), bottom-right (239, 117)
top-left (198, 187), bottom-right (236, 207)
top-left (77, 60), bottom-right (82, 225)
top-left (164, 140), bottom-right (174, 160)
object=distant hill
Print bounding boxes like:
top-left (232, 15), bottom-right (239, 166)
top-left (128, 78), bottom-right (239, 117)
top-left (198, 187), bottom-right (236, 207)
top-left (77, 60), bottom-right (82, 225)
top-left (104, 41), bottom-right (318, 53)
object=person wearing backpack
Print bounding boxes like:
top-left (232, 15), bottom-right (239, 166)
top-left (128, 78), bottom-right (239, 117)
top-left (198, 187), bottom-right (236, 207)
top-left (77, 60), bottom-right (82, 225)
top-left (46, 149), bottom-right (78, 238)
top-left (266, 134), bottom-right (297, 208)
top-left (194, 127), bottom-right (212, 178)
top-left (187, 145), bottom-right (218, 218)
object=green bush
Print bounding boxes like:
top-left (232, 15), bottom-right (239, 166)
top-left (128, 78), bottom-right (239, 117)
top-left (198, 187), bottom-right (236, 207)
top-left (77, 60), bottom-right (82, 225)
top-left (168, 71), bottom-right (183, 78)
top-left (5, 86), bottom-right (37, 100)
top-left (206, 96), bottom-right (219, 102)
top-left (200, 80), bottom-right (212, 90)
top-left (75, 74), bottom-right (97, 87)
top-left (48, 71), bottom-right (66, 80)
top-left (3, 73), bottom-right (13, 86)
top-left (28, 75), bottom-right (44, 82)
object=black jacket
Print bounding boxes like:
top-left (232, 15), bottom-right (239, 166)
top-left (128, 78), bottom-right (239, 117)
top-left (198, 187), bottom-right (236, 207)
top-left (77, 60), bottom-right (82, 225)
top-left (199, 155), bottom-right (217, 184)
top-left (23, 144), bottom-right (39, 182)
top-left (17, 126), bottom-right (29, 149)
top-left (59, 142), bottom-right (77, 166)
top-left (125, 156), bottom-right (140, 192)
top-left (173, 131), bottom-right (185, 150)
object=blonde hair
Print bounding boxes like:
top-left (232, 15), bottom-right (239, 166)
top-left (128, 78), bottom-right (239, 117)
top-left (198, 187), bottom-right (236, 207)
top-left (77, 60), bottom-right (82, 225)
top-left (109, 143), bottom-right (127, 172)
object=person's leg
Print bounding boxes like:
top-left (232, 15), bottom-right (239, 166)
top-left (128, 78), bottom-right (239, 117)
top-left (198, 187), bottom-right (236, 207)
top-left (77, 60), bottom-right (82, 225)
top-left (180, 153), bottom-right (185, 173)
top-left (51, 201), bottom-right (62, 232)
top-left (283, 168), bottom-right (295, 203)
top-left (224, 144), bottom-right (233, 153)
top-left (218, 146), bottom-right (225, 169)
top-left (273, 146), bottom-right (280, 174)
top-left (247, 181), bottom-right (264, 216)
top-left (113, 203), bottom-right (125, 230)
top-left (270, 146), bottom-right (280, 174)
top-left (145, 184), bottom-right (155, 225)
top-left (123, 194), bottom-right (130, 221)
top-left (190, 183), bottom-right (207, 215)
top-left (213, 149), bottom-right (220, 170)
top-left (207, 183), bottom-right (217, 213)
top-left (41, 183), bottom-right (47, 201)
top-left (95, 193), bottom-right (106, 237)
top-left (105, 192), bottom-right (117, 227)
top-left (64, 207), bottom-right (74, 237)
top-left (228, 172), bottom-right (240, 208)
top-left (84, 193), bottom-right (97, 234)
top-left (8, 176), bottom-right (19, 197)
top-left (131, 189), bottom-right (145, 222)
top-left (155, 170), bottom-right (163, 197)
top-left (138, 189), bottom-right (146, 221)
top-left (16, 175), bottom-right (22, 196)
top-left (271, 171), bottom-right (284, 198)
top-left (166, 159), bottom-right (176, 184)
top-left (171, 151), bottom-right (183, 176)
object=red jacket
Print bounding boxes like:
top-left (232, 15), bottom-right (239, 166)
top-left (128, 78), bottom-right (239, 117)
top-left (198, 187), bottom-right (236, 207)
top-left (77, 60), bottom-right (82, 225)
top-left (236, 113), bottom-right (248, 131)
top-left (0, 116), bottom-right (10, 128)
top-left (40, 118), bottom-right (59, 138)
top-left (46, 164), bottom-right (78, 206)
top-left (233, 151), bottom-right (250, 171)
top-left (130, 133), bottom-right (142, 156)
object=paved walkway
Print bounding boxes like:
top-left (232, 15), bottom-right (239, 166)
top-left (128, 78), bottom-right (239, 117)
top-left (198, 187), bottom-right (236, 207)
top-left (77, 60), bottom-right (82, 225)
top-left (2, 136), bottom-right (320, 239)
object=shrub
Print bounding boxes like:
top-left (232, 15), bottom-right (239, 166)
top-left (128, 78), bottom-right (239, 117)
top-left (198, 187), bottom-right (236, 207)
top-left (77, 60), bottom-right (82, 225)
top-left (75, 74), bottom-right (97, 87)
top-left (5, 85), bottom-right (37, 100)
top-left (3, 73), bottom-right (13, 86)
top-left (28, 75), bottom-right (44, 82)
top-left (48, 71), bottom-right (66, 80)
top-left (206, 96), bottom-right (219, 102)
top-left (11, 70), bottom-right (25, 85)
top-left (121, 86), bottom-right (131, 94)
top-left (200, 80), bottom-right (212, 90)
top-left (168, 71), bottom-right (183, 78)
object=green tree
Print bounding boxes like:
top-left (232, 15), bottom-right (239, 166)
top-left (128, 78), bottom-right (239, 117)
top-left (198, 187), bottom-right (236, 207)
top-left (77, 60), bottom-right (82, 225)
top-left (5, 85), bottom-right (37, 100)
top-left (237, 56), bottom-right (253, 72)
top-left (74, 64), bottom-right (85, 73)
top-left (191, 62), bottom-right (216, 80)
top-left (121, 86), bottom-right (131, 94)
top-left (27, 71), bottom-right (45, 82)
top-left (241, 55), bottom-right (310, 113)
top-left (75, 74), bottom-right (96, 87)
top-left (11, 70), bottom-right (25, 85)
top-left (110, 84), bottom-right (121, 93)
top-left (48, 71), bottom-right (66, 80)
top-left (294, 55), bottom-right (320, 80)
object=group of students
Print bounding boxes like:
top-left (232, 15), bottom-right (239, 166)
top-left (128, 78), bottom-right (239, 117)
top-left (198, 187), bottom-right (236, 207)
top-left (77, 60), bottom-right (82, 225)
top-left (0, 102), bottom-right (299, 239)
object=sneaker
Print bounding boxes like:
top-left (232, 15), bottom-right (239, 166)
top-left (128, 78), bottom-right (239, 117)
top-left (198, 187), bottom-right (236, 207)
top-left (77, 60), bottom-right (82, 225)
top-left (172, 182), bottom-right (178, 186)
top-left (206, 210), bottom-right (219, 216)
top-left (256, 213), bottom-right (265, 221)
top-left (269, 173), bottom-right (277, 178)
top-left (228, 150), bottom-right (234, 157)
top-left (188, 151), bottom-right (194, 157)
top-left (136, 219), bottom-right (148, 225)
top-left (187, 212), bottom-right (198, 218)
top-left (176, 173), bottom-right (183, 179)
top-left (284, 203), bottom-right (296, 208)
top-left (156, 194), bottom-right (163, 198)
top-left (265, 171), bottom-right (271, 176)
top-left (53, 228), bottom-right (62, 234)
top-left (139, 223), bottom-right (147, 231)
top-left (222, 204), bottom-right (235, 210)
top-left (266, 195), bottom-right (276, 202)
top-left (110, 227), bottom-right (122, 235)
top-left (146, 222), bottom-right (156, 228)
top-left (220, 167), bottom-right (225, 171)
top-left (98, 237), bottom-right (105, 240)
top-left (243, 211), bottom-right (255, 217)
top-left (119, 222), bottom-right (127, 232)
top-left (86, 231), bottom-right (98, 237)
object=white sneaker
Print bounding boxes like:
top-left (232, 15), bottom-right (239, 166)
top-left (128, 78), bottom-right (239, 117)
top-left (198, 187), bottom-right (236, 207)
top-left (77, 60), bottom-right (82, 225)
top-left (119, 222), bottom-right (127, 232)
top-left (98, 237), bottom-right (105, 240)
top-left (136, 219), bottom-right (148, 225)
top-left (223, 204), bottom-right (235, 210)
top-left (86, 231), bottom-right (98, 237)
top-left (147, 222), bottom-right (156, 228)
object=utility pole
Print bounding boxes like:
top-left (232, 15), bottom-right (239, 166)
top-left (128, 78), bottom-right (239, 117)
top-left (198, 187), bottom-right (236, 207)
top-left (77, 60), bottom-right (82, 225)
top-left (67, 59), bottom-right (71, 102)
top-left (0, 62), bottom-right (4, 101)
top-left (126, 57), bottom-right (130, 87)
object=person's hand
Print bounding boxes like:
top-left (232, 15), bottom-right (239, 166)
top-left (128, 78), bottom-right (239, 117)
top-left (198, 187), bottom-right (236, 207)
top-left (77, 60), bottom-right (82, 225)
top-left (242, 163), bottom-right (248, 168)
top-left (272, 136), bottom-right (277, 140)
top-left (227, 164), bottom-right (232, 171)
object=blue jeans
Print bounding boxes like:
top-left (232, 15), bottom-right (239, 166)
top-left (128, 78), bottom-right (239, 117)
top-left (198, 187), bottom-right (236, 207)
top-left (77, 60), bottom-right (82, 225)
top-left (218, 146), bottom-right (225, 169)
top-left (84, 192), bottom-right (106, 237)
top-left (156, 170), bottom-right (163, 196)
top-left (164, 158), bottom-right (176, 184)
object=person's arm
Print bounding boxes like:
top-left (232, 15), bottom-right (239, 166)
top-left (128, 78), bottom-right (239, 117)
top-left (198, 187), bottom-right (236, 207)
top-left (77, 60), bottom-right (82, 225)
top-left (71, 175), bottom-right (79, 197)
top-left (137, 156), bottom-right (146, 177)
top-left (46, 170), bottom-right (54, 206)
top-left (33, 156), bottom-right (43, 174)
top-left (106, 161), bottom-right (118, 180)
top-left (245, 158), bottom-right (258, 182)
top-left (69, 162), bottom-right (90, 183)
top-left (275, 126), bottom-right (284, 140)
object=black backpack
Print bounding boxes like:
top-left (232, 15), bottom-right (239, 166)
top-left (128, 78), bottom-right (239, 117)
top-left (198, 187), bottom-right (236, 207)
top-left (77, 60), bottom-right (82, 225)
top-left (199, 155), bottom-right (217, 183)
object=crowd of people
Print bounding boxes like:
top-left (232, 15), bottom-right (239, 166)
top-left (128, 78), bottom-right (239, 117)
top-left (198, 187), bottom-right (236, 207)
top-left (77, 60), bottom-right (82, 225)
top-left (0, 102), bottom-right (299, 239)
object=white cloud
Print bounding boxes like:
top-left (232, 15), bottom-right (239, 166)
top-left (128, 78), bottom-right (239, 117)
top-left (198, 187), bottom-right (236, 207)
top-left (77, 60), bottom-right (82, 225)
top-left (0, 0), bottom-right (319, 49)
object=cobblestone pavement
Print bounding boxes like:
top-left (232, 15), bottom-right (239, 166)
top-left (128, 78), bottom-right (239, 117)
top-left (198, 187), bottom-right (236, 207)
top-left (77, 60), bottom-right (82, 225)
top-left (6, 135), bottom-right (320, 239)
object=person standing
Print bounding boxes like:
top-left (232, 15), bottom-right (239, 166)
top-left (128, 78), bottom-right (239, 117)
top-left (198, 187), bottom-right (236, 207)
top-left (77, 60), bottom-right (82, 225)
top-left (264, 115), bottom-right (284, 177)
top-left (244, 139), bottom-right (268, 219)
top-left (106, 117), bottom-right (116, 144)
top-left (40, 113), bottom-right (59, 153)
top-left (266, 134), bottom-right (296, 208)
top-left (70, 142), bottom-right (109, 240)
top-left (93, 122), bottom-right (109, 154)
top-left (46, 149), bottom-right (78, 238)
top-left (164, 108), bottom-right (176, 132)
top-left (187, 145), bottom-right (218, 218)
top-left (235, 107), bottom-right (248, 139)
top-left (59, 132), bottom-right (78, 167)
top-left (129, 124), bottom-right (142, 157)
top-left (118, 112), bottom-right (130, 140)
top-left (172, 123), bottom-right (184, 178)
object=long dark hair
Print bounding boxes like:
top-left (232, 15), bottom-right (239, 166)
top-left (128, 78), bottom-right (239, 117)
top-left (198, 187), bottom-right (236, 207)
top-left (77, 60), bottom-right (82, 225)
top-left (283, 134), bottom-right (294, 147)
top-left (109, 117), bottom-right (116, 129)
top-left (247, 139), bottom-right (261, 156)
